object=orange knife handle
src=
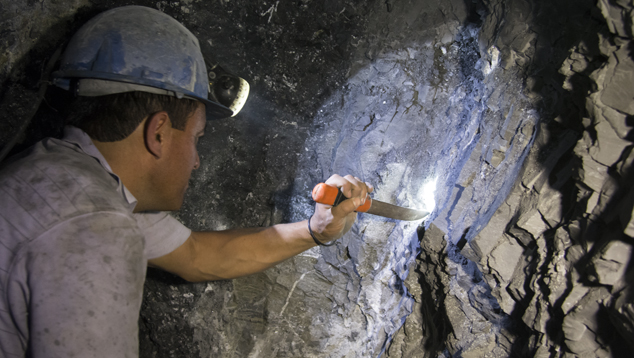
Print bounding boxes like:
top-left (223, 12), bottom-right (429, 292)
top-left (311, 183), bottom-right (371, 212)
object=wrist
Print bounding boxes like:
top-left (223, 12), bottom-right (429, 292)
top-left (308, 215), bottom-right (336, 247)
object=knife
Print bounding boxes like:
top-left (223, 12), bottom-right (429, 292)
top-left (311, 183), bottom-right (429, 221)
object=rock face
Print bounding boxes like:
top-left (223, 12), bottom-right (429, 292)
top-left (391, 0), bottom-right (634, 356)
top-left (1, 0), bottom-right (633, 357)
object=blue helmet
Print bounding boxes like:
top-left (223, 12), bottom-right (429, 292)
top-left (52, 6), bottom-right (247, 119)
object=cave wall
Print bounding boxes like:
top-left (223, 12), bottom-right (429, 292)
top-left (1, 0), bottom-right (633, 357)
top-left (391, 0), bottom-right (634, 357)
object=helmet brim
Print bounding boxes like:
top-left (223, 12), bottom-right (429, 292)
top-left (52, 70), bottom-right (235, 119)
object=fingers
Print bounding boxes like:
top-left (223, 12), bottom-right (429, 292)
top-left (323, 174), bottom-right (373, 215)
top-left (324, 174), bottom-right (350, 196)
top-left (347, 175), bottom-right (367, 203)
top-left (364, 181), bottom-right (374, 194)
top-left (324, 174), bottom-right (368, 200)
top-left (330, 195), bottom-right (361, 218)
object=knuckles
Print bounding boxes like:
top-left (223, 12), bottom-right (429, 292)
top-left (325, 174), bottom-right (372, 200)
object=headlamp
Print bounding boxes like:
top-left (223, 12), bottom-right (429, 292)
top-left (205, 58), bottom-right (250, 117)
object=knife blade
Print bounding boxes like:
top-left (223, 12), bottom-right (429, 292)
top-left (311, 183), bottom-right (429, 221)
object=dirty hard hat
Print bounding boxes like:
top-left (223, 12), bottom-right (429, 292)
top-left (52, 5), bottom-right (247, 119)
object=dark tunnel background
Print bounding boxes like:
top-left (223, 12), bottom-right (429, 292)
top-left (1, 0), bottom-right (633, 357)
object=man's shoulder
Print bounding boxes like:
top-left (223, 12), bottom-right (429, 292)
top-left (0, 138), bottom-right (131, 242)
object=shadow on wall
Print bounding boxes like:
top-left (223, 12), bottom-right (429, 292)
top-left (415, 226), bottom-right (452, 355)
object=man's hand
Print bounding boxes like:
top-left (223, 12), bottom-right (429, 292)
top-left (309, 174), bottom-right (374, 245)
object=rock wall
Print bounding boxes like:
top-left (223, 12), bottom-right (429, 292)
top-left (1, 0), bottom-right (633, 357)
top-left (390, 0), bottom-right (634, 357)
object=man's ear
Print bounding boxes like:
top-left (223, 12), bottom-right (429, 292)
top-left (144, 111), bottom-right (171, 158)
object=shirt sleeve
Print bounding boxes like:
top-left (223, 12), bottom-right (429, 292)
top-left (134, 211), bottom-right (191, 259)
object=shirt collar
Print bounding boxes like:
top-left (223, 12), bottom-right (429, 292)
top-left (62, 126), bottom-right (138, 209)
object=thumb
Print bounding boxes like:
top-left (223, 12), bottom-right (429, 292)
top-left (331, 197), bottom-right (361, 217)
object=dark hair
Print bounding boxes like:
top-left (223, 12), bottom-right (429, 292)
top-left (66, 92), bottom-right (201, 142)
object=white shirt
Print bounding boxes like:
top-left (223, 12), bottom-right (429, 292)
top-left (0, 127), bottom-right (190, 357)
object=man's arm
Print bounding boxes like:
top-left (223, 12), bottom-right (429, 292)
top-left (148, 174), bottom-right (372, 281)
top-left (149, 222), bottom-right (314, 281)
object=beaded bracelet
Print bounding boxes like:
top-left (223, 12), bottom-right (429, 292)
top-left (308, 215), bottom-right (336, 247)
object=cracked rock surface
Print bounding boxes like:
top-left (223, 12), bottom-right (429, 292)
top-left (1, 0), bottom-right (633, 357)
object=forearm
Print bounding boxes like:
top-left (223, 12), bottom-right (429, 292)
top-left (187, 220), bottom-right (315, 281)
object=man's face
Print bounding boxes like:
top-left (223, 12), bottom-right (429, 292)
top-left (158, 103), bottom-right (206, 210)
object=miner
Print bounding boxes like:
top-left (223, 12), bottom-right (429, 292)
top-left (0, 6), bottom-right (371, 357)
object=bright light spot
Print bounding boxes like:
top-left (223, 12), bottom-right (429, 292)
top-left (419, 177), bottom-right (437, 213)
top-left (483, 46), bottom-right (500, 75)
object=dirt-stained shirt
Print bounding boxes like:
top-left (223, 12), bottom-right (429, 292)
top-left (0, 126), bottom-right (191, 357)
